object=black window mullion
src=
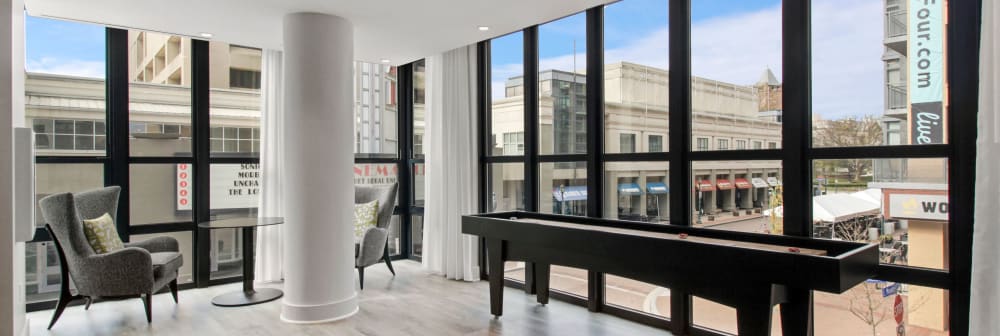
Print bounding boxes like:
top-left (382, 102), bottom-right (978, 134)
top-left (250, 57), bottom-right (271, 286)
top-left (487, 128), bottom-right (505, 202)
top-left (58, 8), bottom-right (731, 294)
top-left (397, 62), bottom-right (414, 259)
top-left (191, 39), bottom-right (212, 288)
top-left (781, 0), bottom-right (812, 238)
top-left (478, 40), bottom-right (491, 277)
top-left (585, 6), bottom-right (606, 314)
top-left (105, 27), bottom-right (131, 239)
top-left (524, 26), bottom-right (540, 213)
top-left (667, 0), bottom-right (692, 333)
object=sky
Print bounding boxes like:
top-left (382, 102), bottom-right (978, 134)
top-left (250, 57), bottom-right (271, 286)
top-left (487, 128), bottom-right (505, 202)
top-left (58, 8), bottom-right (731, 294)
top-left (24, 0), bottom-right (885, 120)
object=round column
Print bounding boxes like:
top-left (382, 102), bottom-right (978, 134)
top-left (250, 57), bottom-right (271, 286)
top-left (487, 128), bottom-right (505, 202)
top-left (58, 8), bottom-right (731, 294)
top-left (280, 12), bottom-right (358, 323)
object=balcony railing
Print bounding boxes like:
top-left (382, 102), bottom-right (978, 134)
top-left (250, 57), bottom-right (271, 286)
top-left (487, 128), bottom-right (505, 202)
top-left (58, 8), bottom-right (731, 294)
top-left (886, 10), bottom-right (907, 38)
top-left (887, 83), bottom-right (907, 110)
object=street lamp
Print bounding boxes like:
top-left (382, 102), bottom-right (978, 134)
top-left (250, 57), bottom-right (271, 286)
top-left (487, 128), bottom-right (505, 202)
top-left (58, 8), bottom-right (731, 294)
top-left (559, 184), bottom-right (566, 215)
top-left (696, 189), bottom-right (703, 224)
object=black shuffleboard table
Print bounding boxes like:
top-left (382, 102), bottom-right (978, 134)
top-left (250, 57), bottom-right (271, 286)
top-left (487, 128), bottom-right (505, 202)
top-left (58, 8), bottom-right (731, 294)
top-left (462, 211), bottom-right (879, 336)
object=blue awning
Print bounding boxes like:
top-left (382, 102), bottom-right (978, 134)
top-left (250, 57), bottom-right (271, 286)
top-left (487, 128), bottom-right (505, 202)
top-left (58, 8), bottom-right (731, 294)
top-left (553, 186), bottom-right (588, 201)
top-left (618, 183), bottom-right (642, 196)
top-left (646, 182), bottom-right (669, 194)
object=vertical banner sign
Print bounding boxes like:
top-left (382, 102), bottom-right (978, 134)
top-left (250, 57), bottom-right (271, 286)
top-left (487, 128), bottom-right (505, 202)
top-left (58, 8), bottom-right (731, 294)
top-left (908, 0), bottom-right (945, 144)
top-left (177, 164), bottom-right (192, 210)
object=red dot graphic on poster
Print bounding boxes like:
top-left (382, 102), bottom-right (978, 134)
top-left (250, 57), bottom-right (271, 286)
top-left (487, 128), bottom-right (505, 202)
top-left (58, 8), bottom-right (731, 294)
top-left (180, 181), bottom-right (188, 188)
top-left (179, 164), bottom-right (188, 170)
top-left (179, 172), bottom-right (188, 179)
top-left (179, 199), bottom-right (188, 206)
top-left (180, 190), bottom-right (188, 197)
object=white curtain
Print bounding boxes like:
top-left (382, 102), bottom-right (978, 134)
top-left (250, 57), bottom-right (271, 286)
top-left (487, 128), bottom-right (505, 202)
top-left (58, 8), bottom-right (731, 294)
top-left (421, 45), bottom-right (480, 281)
top-left (970, 1), bottom-right (999, 333)
top-left (254, 49), bottom-right (285, 283)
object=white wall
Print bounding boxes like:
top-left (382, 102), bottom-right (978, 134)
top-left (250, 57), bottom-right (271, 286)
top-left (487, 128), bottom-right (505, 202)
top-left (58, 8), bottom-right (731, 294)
top-left (1, 0), bottom-right (27, 335)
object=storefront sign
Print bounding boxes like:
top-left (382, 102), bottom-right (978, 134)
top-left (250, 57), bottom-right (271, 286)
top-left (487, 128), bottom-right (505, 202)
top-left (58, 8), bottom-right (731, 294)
top-left (909, 0), bottom-right (945, 145)
top-left (883, 283), bottom-right (900, 297)
top-left (888, 193), bottom-right (948, 220)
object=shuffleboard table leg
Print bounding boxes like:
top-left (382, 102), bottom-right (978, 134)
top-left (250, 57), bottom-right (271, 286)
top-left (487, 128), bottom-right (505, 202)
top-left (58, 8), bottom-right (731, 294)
top-left (487, 239), bottom-right (505, 318)
top-left (780, 288), bottom-right (814, 336)
top-left (736, 302), bottom-right (774, 336)
top-left (524, 262), bottom-right (537, 295)
top-left (535, 263), bottom-right (550, 305)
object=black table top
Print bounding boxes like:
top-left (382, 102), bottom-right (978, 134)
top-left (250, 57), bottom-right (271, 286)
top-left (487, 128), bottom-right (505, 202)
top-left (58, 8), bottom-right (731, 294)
top-left (197, 216), bottom-right (284, 229)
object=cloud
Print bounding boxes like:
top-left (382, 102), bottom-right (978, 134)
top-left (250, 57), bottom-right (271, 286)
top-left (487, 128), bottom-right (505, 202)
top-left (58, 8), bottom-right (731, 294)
top-left (490, 0), bottom-right (886, 120)
top-left (26, 57), bottom-right (105, 79)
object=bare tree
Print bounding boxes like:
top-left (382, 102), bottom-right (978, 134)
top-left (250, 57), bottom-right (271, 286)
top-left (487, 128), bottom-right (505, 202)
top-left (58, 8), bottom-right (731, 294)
top-left (814, 117), bottom-right (883, 182)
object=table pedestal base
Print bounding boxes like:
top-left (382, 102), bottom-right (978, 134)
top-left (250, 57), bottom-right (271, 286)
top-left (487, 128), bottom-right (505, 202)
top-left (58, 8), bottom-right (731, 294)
top-left (211, 288), bottom-right (283, 307)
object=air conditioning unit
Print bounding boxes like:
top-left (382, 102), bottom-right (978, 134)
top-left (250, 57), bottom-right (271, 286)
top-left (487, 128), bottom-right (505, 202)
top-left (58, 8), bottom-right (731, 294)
top-left (13, 127), bottom-right (35, 242)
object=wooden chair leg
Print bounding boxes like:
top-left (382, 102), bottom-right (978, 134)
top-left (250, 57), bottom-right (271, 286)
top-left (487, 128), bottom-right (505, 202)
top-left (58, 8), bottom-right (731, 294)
top-left (358, 267), bottom-right (365, 290)
top-left (382, 244), bottom-right (396, 276)
top-left (48, 291), bottom-right (77, 329)
top-left (141, 292), bottom-right (152, 323)
top-left (169, 279), bottom-right (179, 303)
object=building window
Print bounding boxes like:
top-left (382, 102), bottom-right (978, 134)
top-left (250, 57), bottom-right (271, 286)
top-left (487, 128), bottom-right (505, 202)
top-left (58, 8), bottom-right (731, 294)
top-left (620, 133), bottom-right (636, 153)
top-left (33, 118), bottom-right (106, 151)
top-left (649, 135), bottom-right (663, 152)
top-left (717, 139), bottom-right (729, 150)
top-left (768, 142), bottom-right (778, 149)
top-left (735, 140), bottom-right (747, 150)
top-left (210, 127), bottom-right (260, 153)
top-left (752, 140), bottom-right (763, 149)
top-left (503, 132), bottom-right (525, 155)
top-left (696, 137), bottom-right (709, 151)
top-left (229, 69), bottom-right (261, 90)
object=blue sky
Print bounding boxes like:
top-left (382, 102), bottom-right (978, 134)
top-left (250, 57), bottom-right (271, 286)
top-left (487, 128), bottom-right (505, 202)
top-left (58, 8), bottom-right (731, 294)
top-left (26, 0), bottom-right (883, 120)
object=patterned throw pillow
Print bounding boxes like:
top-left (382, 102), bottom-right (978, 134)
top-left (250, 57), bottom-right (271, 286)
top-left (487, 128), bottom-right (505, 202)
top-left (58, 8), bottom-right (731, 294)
top-left (353, 200), bottom-right (379, 238)
top-left (82, 213), bottom-right (124, 254)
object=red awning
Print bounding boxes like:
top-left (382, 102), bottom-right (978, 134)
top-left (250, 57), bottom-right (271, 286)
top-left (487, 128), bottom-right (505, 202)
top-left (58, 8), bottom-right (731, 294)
top-left (716, 179), bottom-right (734, 190)
top-left (734, 178), bottom-right (752, 189)
top-left (696, 180), bottom-right (715, 192)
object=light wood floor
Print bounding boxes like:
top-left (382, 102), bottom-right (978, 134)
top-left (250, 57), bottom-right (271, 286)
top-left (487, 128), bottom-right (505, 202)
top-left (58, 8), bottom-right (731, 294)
top-left (27, 260), bottom-right (670, 336)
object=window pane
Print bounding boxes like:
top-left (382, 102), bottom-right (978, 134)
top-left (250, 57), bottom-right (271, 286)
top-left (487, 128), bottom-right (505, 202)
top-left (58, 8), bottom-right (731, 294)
top-left (812, 158), bottom-right (948, 270)
top-left (388, 215), bottom-right (402, 256)
top-left (355, 62), bottom-right (398, 158)
top-left (540, 161), bottom-right (587, 216)
top-left (354, 163), bottom-right (401, 207)
top-left (489, 32), bottom-right (525, 156)
top-left (411, 215), bottom-right (423, 258)
top-left (692, 296), bottom-right (781, 335)
top-left (812, 0), bottom-right (948, 147)
top-left (692, 160), bottom-right (782, 233)
top-left (413, 59), bottom-right (426, 157)
top-left (209, 163), bottom-right (259, 219)
top-left (131, 232), bottom-right (194, 284)
top-left (413, 163), bottom-right (425, 207)
top-left (604, 161), bottom-right (669, 224)
top-left (209, 228), bottom-right (243, 280)
top-left (814, 281), bottom-right (950, 335)
top-left (210, 42), bottom-right (262, 158)
top-left (691, 0), bottom-right (782, 151)
top-left (604, 0), bottom-right (669, 154)
top-left (487, 163), bottom-right (525, 212)
top-left (539, 13), bottom-right (587, 155)
top-left (129, 31), bottom-right (192, 157)
top-left (24, 242), bottom-right (62, 303)
top-left (606, 275), bottom-right (670, 320)
top-left (130, 164), bottom-right (193, 225)
top-left (25, 16), bottom-right (107, 156)
top-left (35, 164), bottom-right (104, 228)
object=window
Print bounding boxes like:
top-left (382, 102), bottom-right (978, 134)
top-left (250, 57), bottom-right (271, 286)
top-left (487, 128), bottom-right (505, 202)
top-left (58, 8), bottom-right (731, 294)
top-left (735, 140), bottom-right (747, 150)
top-left (413, 59), bottom-right (426, 157)
top-left (129, 31), bottom-right (192, 157)
top-left (487, 163), bottom-right (525, 212)
top-left (229, 69), bottom-right (261, 89)
top-left (649, 135), bottom-right (663, 152)
top-left (620, 133), bottom-right (636, 153)
top-left (717, 139), bottom-right (729, 150)
top-left (489, 32), bottom-right (524, 156)
top-left (503, 132), bottom-right (525, 155)
top-left (354, 61), bottom-right (398, 158)
top-left (31, 119), bottom-right (106, 152)
top-left (539, 13), bottom-right (587, 155)
top-left (768, 142), bottom-right (777, 149)
top-left (752, 140), bottom-right (763, 149)
top-left (696, 137), bottom-right (709, 151)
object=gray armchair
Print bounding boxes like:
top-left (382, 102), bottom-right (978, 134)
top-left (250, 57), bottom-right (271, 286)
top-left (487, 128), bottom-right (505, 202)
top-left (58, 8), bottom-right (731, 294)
top-left (355, 183), bottom-right (398, 289)
top-left (38, 186), bottom-right (183, 329)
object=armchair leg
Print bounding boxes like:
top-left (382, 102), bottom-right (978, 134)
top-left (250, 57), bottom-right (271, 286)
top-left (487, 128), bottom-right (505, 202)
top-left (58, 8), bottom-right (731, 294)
top-left (48, 291), bottom-right (79, 329)
top-left (169, 279), bottom-right (179, 303)
top-left (84, 297), bottom-right (93, 310)
top-left (141, 292), bottom-right (153, 323)
top-left (382, 244), bottom-right (396, 276)
top-left (358, 267), bottom-right (365, 290)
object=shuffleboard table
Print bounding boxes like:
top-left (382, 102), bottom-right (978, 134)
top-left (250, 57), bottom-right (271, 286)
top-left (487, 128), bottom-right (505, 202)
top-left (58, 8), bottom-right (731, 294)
top-left (462, 211), bottom-right (878, 336)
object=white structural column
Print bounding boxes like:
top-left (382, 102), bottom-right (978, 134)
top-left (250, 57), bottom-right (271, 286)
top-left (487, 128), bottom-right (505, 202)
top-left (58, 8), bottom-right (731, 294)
top-left (280, 13), bottom-right (358, 323)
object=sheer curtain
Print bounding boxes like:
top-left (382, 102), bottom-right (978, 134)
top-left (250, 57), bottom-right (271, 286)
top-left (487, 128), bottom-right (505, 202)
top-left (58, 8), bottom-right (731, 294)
top-left (970, 1), bottom-right (998, 333)
top-left (255, 49), bottom-right (285, 283)
top-left (421, 45), bottom-right (480, 281)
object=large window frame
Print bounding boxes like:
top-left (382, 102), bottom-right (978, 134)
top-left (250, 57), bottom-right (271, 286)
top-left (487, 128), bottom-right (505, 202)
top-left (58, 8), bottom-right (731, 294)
top-left (28, 27), bottom-right (424, 311)
top-left (478, 1), bottom-right (981, 335)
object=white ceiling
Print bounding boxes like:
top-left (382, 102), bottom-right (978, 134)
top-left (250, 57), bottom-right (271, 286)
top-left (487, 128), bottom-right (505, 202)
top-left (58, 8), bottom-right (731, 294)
top-left (24, 0), bottom-right (614, 66)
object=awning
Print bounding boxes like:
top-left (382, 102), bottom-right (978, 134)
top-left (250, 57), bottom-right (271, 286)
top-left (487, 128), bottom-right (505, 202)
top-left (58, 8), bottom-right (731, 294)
top-left (646, 182), bottom-right (669, 194)
top-left (751, 177), bottom-right (770, 188)
top-left (767, 177), bottom-right (781, 186)
top-left (617, 183), bottom-right (642, 196)
top-left (763, 193), bottom-right (881, 223)
top-left (696, 180), bottom-right (715, 192)
top-left (716, 179), bottom-right (733, 190)
top-left (553, 186), bottom-right (588, 201)
top-left (734, 178), bottom-right (752, 189)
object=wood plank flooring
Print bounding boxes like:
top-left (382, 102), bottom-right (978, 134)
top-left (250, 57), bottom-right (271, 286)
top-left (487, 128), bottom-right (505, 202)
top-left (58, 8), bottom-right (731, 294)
top-left (27, 260), bottom-right (670, 336)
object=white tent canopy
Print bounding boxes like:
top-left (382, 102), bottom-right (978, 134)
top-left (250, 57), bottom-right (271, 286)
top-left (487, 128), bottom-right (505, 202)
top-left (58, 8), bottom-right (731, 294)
top-left (763, 189), bottom-right (882, 223)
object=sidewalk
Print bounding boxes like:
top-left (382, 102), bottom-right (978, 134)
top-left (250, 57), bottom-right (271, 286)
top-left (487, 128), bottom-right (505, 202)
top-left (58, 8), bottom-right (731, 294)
top-left (692, 209), bottom-right (771, 231)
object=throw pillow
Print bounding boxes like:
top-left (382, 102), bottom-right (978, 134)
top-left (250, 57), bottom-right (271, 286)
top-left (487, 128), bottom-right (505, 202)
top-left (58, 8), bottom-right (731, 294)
top-left (353, 200), bottom-right (379, 238)
top-left (82, 213), bottom-right (125, 254)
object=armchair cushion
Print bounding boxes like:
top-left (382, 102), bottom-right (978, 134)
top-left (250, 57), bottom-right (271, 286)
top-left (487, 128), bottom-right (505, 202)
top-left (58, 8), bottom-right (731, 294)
top-left (353, 200), bottom-right (379, 238)
top-left (82, 213), bottom-right (124, 254)
top-left (150, 252), bottom-right (183, 279)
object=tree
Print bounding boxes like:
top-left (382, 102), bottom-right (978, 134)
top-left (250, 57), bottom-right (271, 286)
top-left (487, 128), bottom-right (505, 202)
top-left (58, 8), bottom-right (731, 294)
top-left (813, 117), bottom-right (883, 182)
